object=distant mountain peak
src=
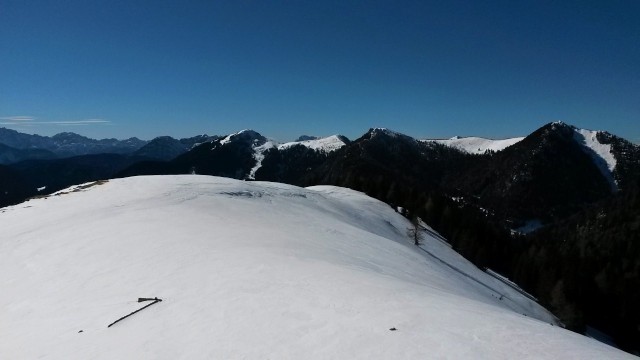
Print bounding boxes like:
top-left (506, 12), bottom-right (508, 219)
top-left (366, 128), bottom-right (416, 143)
top-left (296, 135), bottom-right (319, 141)
top-left (132, 136), bottom-right (187, 161)
top-left (370, 127), bottom-right (399, 136)
top-left (0, 127), bottom-right (147, 156)
top-left (152, 135), bottom-right (175, 141)
top-left (219, 129), bottom-right (266, 146)
top-left (212, 130), bottom-right (273, 180)
top-left (549, 120), bottom-right (574, 130)
top-left (529, 122), bottom-right (620, 192)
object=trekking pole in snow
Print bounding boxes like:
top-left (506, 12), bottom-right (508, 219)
top-left (108, 297), bottom-right (163, 328)
top-left (138, 297), bottom-right (160, 303)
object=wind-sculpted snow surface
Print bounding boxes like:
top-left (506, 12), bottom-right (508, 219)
top-left (0, 176), bottom-right (633, 359)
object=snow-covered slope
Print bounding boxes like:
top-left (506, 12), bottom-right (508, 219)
top-left (1, 176), bottom-right (633, 359)
top-left (248, 139), bottom-right (276, 179)
top-left (425, 136), bottom-right (525, 154)
top-left (572, 128), bottom-right (618, 191)
top-left (278, 135), bottom-right (347, 152)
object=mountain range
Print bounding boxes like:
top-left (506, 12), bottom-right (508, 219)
top-left (1, 122), bottom-right (639, 352)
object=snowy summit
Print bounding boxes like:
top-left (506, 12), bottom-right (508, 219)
top-left (0, 176), bottom-right (633, 359)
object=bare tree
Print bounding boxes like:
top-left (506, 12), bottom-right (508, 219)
top-left (407, 214), bottom-right (423, 246)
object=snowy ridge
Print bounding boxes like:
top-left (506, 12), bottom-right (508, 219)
top-left (572, 128), bottom-right (618, 191)
top-left (368, 128), bottom-right (419, 145)
top-left (278, 135), bottom-right (347, 153)
top-left (425, 136), bottom-right (524, 154)
top-left (218, 130), bottom-right (237, 145)
top-left (1, 175), bottom-right (632, 359)
top-left (372, 127), bottom-right (400, 137)
top-left (370, 127), bottom-right (408, 139)
top-left (218, 129), bottom-right (261, 145)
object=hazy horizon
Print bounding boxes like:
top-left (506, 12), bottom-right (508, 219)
top-left (2, 121), bottom-right (638, 145)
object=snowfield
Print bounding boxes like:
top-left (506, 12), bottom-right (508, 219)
top-left (278, 135), bottom-right (347, 153)
top-left (424, 136), bottom-right (525, 154)
top-left (572, 128), bottom-right (618, 191)
top-left (0, 175), bottom-right (633, 359)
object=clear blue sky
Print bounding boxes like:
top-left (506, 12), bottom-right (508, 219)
top-left (1, 0), bottom-right (639, 142)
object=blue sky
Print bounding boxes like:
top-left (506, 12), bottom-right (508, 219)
top-left (1, 0), bottom-right (639, 142)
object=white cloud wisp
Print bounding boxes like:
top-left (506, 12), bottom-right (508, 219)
top-left (0, 116), bottom-right (111, 127)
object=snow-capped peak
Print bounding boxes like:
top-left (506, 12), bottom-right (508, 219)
top-left (366, 128), bottom-right (419, 144)
top-left (370, 127), bottom-right (402, 138)
top-left (219, 129), bottom-right (265, 146)
top-left (215, 130), bottom-right (275, 179)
